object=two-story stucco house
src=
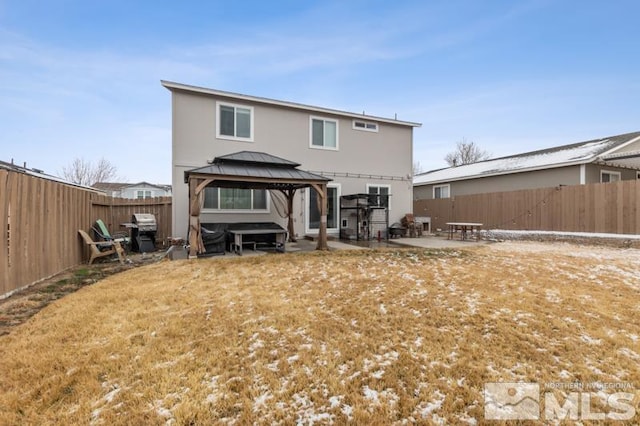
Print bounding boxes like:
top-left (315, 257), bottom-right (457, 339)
top-left (162, 81), bottom-right (421, 240)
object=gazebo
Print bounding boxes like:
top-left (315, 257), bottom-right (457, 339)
top-left (184, 151), bottom-right (332, 258)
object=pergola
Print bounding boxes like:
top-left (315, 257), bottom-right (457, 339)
top-left (184, 151), bottom-right (332, 258)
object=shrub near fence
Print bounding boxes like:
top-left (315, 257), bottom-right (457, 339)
top-left (1, 168), bottom-right (172, 298)
top-left (414, 180), bottom-right (640, 235)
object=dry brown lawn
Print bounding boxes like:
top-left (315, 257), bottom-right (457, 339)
top-left (0, 242), bottom-right (639, 424)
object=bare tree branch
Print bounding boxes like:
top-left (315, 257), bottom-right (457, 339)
top-left (60, 157), bottom-right (119, 186)
top-left (413, 161), bottom-right (424, 175)
top-left (444, 138), bottom-right (490, 166)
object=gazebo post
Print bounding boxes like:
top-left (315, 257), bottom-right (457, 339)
top-left (311, 183), bottom-right (329, 250)
top-left (188, 177), bottom-right (200, 258)
top-left (284, 188), bottom-right (297, 242)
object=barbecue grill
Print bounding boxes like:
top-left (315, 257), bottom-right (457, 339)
top-left (131, 213), bottom-right (157, 252)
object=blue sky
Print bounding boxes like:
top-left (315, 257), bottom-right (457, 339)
top-left (1, 0), bottom-right (639, 183)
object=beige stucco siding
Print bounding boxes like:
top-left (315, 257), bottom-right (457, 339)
top-left (414, 166), bottom-right (581, 200)
top-left (170, 90), bottom-right (414, 238)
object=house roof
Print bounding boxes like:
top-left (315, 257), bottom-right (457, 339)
top-left (161, 80), bottom-right (422, 128)
top-left (414, 131), bottom-right (640, 186)
top-left (184, 151), bottom-right (330, 187)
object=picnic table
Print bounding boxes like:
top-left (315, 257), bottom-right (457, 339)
top-left (446, 222), bottom-right (483, 241)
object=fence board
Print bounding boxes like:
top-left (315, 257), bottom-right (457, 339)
top-left (415, 180), bottom-right (640, 235)
top-left (0, 170), bottom-right (8, 295)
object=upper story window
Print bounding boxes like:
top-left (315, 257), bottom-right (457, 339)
top-left (353, 120), bottom-right (378, 132)
top-left (310, 117), bottom-right (338, 150)
top-left (367, 184), bottom-right (390, 208)
top-left (600, 170), bottom-right (621, 183)
top-left (216, 101), bottom-right (254, 142)
top-left (433, 184), bottom-right (450, 199)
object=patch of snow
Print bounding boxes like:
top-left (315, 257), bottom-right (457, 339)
top-left (580, 334), bottom-right (602, 345)
top-left (248, 339), bottom-right (264, 353)
top-left (328, 395), bottom-right (342, 408)
top-left (341, 404), bottom-right (353, 419)
top-left (457, 413), bottom-right (478, 425)
top-left (155, 405), bottom-right (173, 419)
top-left (417, 389), bottom-right (446, 418)
top-left (371, 370), bottom-right (385, 379)
top-left (363, 386), bottom-right (379, 404)
top-left (545, 290), bottom-right (561, 303)
top-left (485, 228), bottom-right (640, 241)
top-left (287, 354), bottom-right (300, 364)
top-left (104, 386), bottom-right (121, 403)
top-left (253, 392), bottom-right (273, 412)
top-left (558, 370), bottom-right (572, 379)
top-left (618, 347), bottom-right (640, 360)
top-left (379, 303), bottom-right (387, 314)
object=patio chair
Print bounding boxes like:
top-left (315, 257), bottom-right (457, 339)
top-left (78, 229), bottom-right (125, 265)
top-left (92, 219), bottom-right (131, 249)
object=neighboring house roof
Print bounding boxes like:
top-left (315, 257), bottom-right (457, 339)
top-left (161, 80), bottom-right (422, 128)
top-left (184, 151), bottom-right (330, 185)
top-left (414, 131), bottom-right (640, 186)
top-left (0, 160), bottom-right (102, 192)
top-left (93, 181), bottom-right (172, 192)
top-left (92, 182), bottom-right (129, 192)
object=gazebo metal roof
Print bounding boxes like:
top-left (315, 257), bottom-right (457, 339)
top-left (184, 151), bottom-right (330, 189)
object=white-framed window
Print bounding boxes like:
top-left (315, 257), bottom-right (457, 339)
top-left (136, 190), bottom-right (152, 199)
top-left (433, 184), bottom-right (450, 199)
top-left (600, 170), bottom-right (621, 183)
top-left (352, 120), bottom-right (378, 132)
top-left (216, 101), bottom-right (254, 142)
top-left (309, 116), bottom-right (338, 150)
top-left (203, 187), bottom-right (269, 212)
top-left (366, 184), bottom-right (390, 209)
top-left (305, 184), bottom-right (341, 233)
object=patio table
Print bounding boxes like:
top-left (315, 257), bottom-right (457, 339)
top-left (446, 222), bottom-right (483, 241)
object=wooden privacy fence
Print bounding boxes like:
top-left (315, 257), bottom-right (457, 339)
top-left (414, 180), bottom-right (640, 234)
top-left (1, 168), bottom-right (172, 298)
